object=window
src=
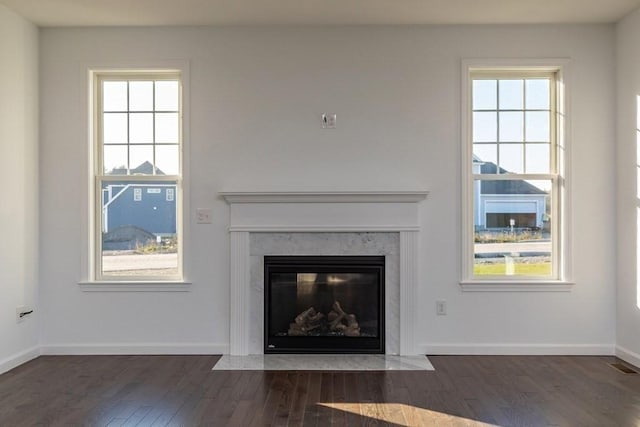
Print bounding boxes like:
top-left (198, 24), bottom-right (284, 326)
top-left (462, 64), bottom-right (567, 284)
top-left (93, 71), bottom-right (182, 281)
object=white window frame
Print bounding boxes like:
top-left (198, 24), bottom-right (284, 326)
top-left (89, 69), bottom-right (185, 285)
top-left (460, 59), bottom-right (573, 291)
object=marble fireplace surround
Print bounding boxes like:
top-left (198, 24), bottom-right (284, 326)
top-left (221, 191), bottom-right (428, 356)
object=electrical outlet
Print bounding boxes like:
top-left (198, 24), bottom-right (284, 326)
top-left (436, 300), bottom-right (447, 316)
top-left (321, 113), bottom-right (337, 129)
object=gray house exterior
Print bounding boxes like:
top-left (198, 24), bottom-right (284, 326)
top-left (473, 159), bottom-right (548, 230)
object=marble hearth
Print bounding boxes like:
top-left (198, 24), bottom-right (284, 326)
top-left (221, 191), bottom-right (428, 356)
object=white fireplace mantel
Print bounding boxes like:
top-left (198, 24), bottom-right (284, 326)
top-left (219, 191), bottom-right (429, 204)
top-left (222, 190), bottom-right (428, 356)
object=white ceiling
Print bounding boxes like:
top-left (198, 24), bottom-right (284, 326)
top-left (1, 0), bottom-right (639, 27)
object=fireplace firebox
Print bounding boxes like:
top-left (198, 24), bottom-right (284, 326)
top-left (264, 255), bottom-right (385, 354)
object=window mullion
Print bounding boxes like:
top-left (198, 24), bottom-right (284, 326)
top-left (152, 81), bottom-right (156, 176)
top-left (522, 79), bottom-right (527, 173)
top-left (126, 81), bottom-right (131, 174)
top-left (496, 81), bottom-right (501, 173)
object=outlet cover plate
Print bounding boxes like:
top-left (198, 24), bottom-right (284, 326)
top-left (322, 113), bottom-right (337, 129)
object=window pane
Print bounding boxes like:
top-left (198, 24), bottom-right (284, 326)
top-left (499, 79), bottom-right (523, 110)
top-left (473, 143), bottom-right (497, 167)
top-left (525, 144), bottom-right (550, 174)
top-left (103, 145), bottom-right (128, 175)
top-left (473, 112), bottom-right (497, 142)
top-left (101, 180), bottom-right (178, 277)
top-left (473, 179), bottom-right (552, 277)
top-left (155, 113), bottom-right (179, 143)
top-left (499, 144), bottom-right (523, 173)
top-left (103, 81), bottom-right (127, 111)
top-left (155, 145), bottom-right (179, 175)
top-left (526, 79), bottom-right (550, 109)
top-left (499, 111), bottom-right (524, 142)
top-left (526, 111), bottom-right (550, 142)
top-left (155, 81), bottom-right (179, 111)
top-left (129, 81), bottom-right (153, 111)
top-left (130, 113), bottom-right (153, 144)
top-left (129, 145), bottom-right (153, 173)
top-left (103, 113), bottom-right (128, 144)
top-left (473, 80), bottom-right (497, 110)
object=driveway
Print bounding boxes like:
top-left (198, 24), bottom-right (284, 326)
top-left (475, 240), bottom-right (551, 255)
top-left (102, 252), bottom-right (177, 273)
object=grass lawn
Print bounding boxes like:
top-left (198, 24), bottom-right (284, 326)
top-left (474, 262), bottom-right (551, 276)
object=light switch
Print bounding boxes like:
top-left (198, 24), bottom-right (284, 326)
top-left (196, 208), bottom-right (212, 224)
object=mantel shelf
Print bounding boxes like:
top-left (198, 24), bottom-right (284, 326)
top-left (220, 191), bottom-right (429, 204)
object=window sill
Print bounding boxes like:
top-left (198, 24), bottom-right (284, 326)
top-left (459, 280), bottom-right (574, 292)
top-left (78, 281), bottom-right (192, 292)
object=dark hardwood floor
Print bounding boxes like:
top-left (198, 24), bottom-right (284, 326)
top-left (1, 354), bottom-right (640, 426)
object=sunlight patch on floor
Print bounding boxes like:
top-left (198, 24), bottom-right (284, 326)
top-left (318, 403), bottom-right (498, 426)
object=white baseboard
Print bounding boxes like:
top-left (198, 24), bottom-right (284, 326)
top-left (420, 343), bottom-right (615, 356)
top-left (0, 346), bottom-right (41, 375)
top-left (40, 343), bottom-right (229, 355)
top-left (2, 342), bottom-right (620, 373)
top-left (616, 345), bottom-right (640, 369)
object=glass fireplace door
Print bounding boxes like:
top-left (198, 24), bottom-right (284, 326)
top-left (264, 256), bottom-right (384, 354)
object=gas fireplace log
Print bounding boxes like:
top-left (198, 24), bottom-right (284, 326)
top-left (329, 313), bottom-right (346, 330)
top-left (346, 314), bottom-right (357, 327)
top-left (329, 301), bottom-right (347, 330)
top-left (334, 324), bottom-right (347, 332)
top-left (294, 307), bottom-right (317, 326)
top-left (344, 325), bottom-right (361, 336)
top-left (308, 311), bottom-right (325, 325)
top-left (290, 302), bottom-right (361, 336)
top-left (288, 323), bottom-right (308, 336)
top-left (332, 301), bottom-right (346, 316)
top-left (328, 301), bottom-right (362, 334)
top-left (291, 307), bottom-right (324, 335)
top-left (288, 322), bottom-right (322, 336)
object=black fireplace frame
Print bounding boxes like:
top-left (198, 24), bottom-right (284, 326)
top-left (264, 255), bottom-right (385, 354)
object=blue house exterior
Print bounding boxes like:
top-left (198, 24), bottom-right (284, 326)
top-left (102, 161), bottom-right (177, 238)
top-left (102, 183), bottom-right (177, 236)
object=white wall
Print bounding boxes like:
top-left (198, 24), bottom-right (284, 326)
top-left (0, 5), bottom-right (39, 372)
top-left (39, 24), bottom-right (617, 354)
top-left (616, 7), bottom-right (640, 366)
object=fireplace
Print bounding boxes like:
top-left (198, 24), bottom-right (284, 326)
top-left (222, 190), bottom-right (427, 355)
top-left (264, 255), bottom-right (385, 354)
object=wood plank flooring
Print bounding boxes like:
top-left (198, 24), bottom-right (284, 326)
top-left (1, 355), bottom-right (640, 426)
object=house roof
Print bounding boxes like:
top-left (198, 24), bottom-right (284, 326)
top-left (109, 161), bottom-right (165, 176)
top-left (479, 162), bottom-right (547, 195)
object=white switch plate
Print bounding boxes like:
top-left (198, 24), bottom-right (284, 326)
top-left (322, 113), bottom-right (337, 129)
top-left (436, 300), bottom-right (447, 316)
top-left (196, 208), bottom-right (212, 224)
